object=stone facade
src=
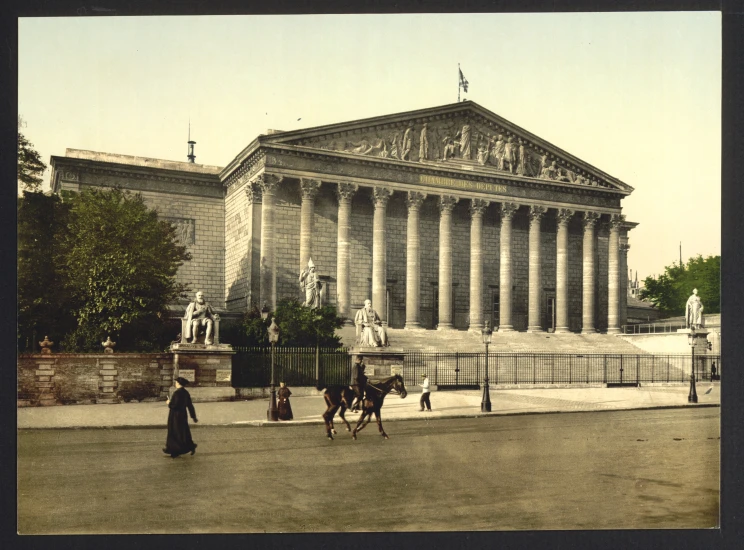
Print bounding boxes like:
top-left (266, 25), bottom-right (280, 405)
top-left (51, 101), bottom-right (636, 332)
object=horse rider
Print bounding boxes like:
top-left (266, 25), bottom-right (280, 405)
top-left (350, 355), bottom-right (368, 412)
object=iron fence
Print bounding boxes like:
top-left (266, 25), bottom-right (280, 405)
top-left (231, 348), bottom-right (721, 389)
top-left (232, 346), bottom-right (351, 388)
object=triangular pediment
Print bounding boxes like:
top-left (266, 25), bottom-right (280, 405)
top-left (263, 101), bottom-right (632, 193)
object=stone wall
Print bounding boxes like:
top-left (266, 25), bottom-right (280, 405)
top-left (138, 188), bottom-right (225, 307)
top-left (18, 354), bottom-right (172, 406)
top-left (57, 164), bottom-right (226, 308)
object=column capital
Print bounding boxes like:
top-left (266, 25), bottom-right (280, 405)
top-left (528, 205), bottom-right (547, 222)
top-left (245, 182), bottom-right (262, 205)
top-left (469, 198), bottom-right (490, 217)
top-left (372, 186), bottom-right (392, 208)
top-left (299, 178), bottom-right (321, 199)
top-left (500, 202), bottom-right (520, 220)
top-left (582, 211), bottom-right (600, 229)
top-left (336, 182), bottom-right (358, 202)
top-left (254, 173), bottom-right (283, 194)
top-left (439, 195), bottom-right (459, 212)
top-left (609, 213), bottom-right (626, 230)
top-left (556, 208), bottom-right (575, 227)
top-left (406, 191), bottom-right (427, 211)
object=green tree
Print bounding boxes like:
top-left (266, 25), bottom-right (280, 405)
top-left (60, 187), bottom-right (191, 351)
top-left (17, 190), bottom-right (75, 351)
top-left (17, 124), bottom-right (47, 193)
top-left (240, 299), bottom-right (344, 348)
top-left (640, 255), bottom-right (720, 317)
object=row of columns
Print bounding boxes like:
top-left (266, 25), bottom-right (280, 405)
top-left (255, 175), bottom-right (628, 334)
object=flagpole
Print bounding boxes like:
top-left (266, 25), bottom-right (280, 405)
top-left (458, 63), bottom-right (460, 102)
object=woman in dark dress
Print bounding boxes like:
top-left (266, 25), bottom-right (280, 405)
top-left (277, 382), bottom-right (293, 421)
top-left (163, 377), bottom-right (198, 458)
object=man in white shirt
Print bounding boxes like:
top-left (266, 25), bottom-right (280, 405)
top-left (419, 374), bottom-right (431, 412)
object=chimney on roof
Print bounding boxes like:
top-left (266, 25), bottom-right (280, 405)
top-left (187, 120), bottom-right (196, 163)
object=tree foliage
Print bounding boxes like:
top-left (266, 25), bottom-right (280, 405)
top-left (17, 191), bottom-right (75, 350)
top-left (58, 187), bottom-right (191, 351)
top-left (639, 255), bottom-right (720, 317)
top-left (18, 131), bottom-right (47, 193)
top-left (239, 299), bottom-right (344, 348)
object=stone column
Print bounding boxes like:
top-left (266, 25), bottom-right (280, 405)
top-left (619, 242), bottom-right (631, 328)
top-left (555, 208), bottom-right (574, 333)
top-left (372, 187), bottom-right (392, 324)
top-left (258, 174), bottom-right (283, 310)
top-left (405, 191), bottom-right (427, 329)
top-left (245, 183), bottom-right (262, 308)
top-left (299, 178), bottom-right (321, 271)
top-left (581, 212), bottom-right (600, 333)
top-left (498, 202), bottom-right (520, 332)
top-left (336, 183), bottom-right (358, 325)
top-left (97, 355), bottom-right (119, 404)
top-left (527, 205), bottom-right (547, 332)
top-left (438, 195), bottom-right (459, 330)
top-left (468, 199), bottom-right (489, 332)
top-left (35, 353), bottom-right (57, 407)
top-left (607, 214), bottom-right (625, 334)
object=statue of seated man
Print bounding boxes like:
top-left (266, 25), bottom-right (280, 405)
top-left (354, 299), bottom-right (389, 347)
top-left (184, 291), bottom-right (217, 345)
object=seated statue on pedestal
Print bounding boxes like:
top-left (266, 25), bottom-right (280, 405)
top-left (183, 291), bottom-right (219, 345)
top-left (355, 299), bottom-right (389, 347)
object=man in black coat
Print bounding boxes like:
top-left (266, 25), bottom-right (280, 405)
top-left (163, 377), bottom-right (198, 458)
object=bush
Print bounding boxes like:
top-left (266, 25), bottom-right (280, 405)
top-left (240, 299), bottom-right (344, 348)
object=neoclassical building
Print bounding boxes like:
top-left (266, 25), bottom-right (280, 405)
top-left (51, 100), bottom-right (636, 333)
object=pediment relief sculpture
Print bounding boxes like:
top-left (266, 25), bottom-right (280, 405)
top-left (279, 111), bottom-right (619, 190)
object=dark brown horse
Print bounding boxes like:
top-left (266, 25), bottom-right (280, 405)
top-left (321, 375), bottom-right (407, 440)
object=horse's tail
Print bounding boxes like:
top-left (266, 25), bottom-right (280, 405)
top-left (315, 381), bottom-right (326, 392)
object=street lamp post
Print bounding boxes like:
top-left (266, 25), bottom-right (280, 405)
top-left (687, 327), bottom-right (698, 404)
top-left (481, 321), bottom-right (493, 413)
top-left (263, 306), bottom-right (280, 421)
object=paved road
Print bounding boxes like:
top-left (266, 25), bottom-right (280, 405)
top-left (18, 408), bottom-right (719, 533)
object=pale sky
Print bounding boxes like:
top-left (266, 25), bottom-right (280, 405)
top-left (18, 12), bottom-right (721, 280)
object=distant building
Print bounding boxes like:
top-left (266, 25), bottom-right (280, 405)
top-left (626, 269), bottom-right (661, 324)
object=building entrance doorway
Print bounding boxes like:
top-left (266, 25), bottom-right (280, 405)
top-left (491, 290), bottom-right (500, 329)
top-left (546, 295), bottom-right (556, 332)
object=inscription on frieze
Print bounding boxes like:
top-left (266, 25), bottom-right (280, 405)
top-left (419, 174), bottom-right (508, 193)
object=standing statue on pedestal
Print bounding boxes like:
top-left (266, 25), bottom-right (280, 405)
top-left (184, 291), bottom-right (217, 345)
top-left (299, 258), bottom-right (323, 308)
top-left (355, 299), bottom-right (389, 347)
top-left (685, 288), bottom-right (705, 329)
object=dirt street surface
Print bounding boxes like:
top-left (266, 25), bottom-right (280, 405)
top-left (18, 408), bottom-right (719, 533)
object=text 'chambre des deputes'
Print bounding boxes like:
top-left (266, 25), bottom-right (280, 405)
top-left (418, 174), bottom-right (508, 193)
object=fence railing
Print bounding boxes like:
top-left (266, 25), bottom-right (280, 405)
top-left (232, 348), bottom-right (721, 389)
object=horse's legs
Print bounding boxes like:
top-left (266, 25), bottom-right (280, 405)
top-left (322, 396), bottom-right (340, 440)
top-left (375, 408), bottom-right (388, 439)
top-left (338, 403), bottom-right (352, 432)
top-left (352, 409), bottom-right (372, 440)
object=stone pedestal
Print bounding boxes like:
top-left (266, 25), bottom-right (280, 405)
top-left (96, 357), bottom-right (119, 404)
top-left (170, 342), bottom-right (236, 402)
top-left (350, 347), bottom-right (405, 378)
top-left (35, 357), bottom-right (57, 406)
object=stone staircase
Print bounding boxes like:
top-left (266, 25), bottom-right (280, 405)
top-left (337, 325), bottom-right (650, 354)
